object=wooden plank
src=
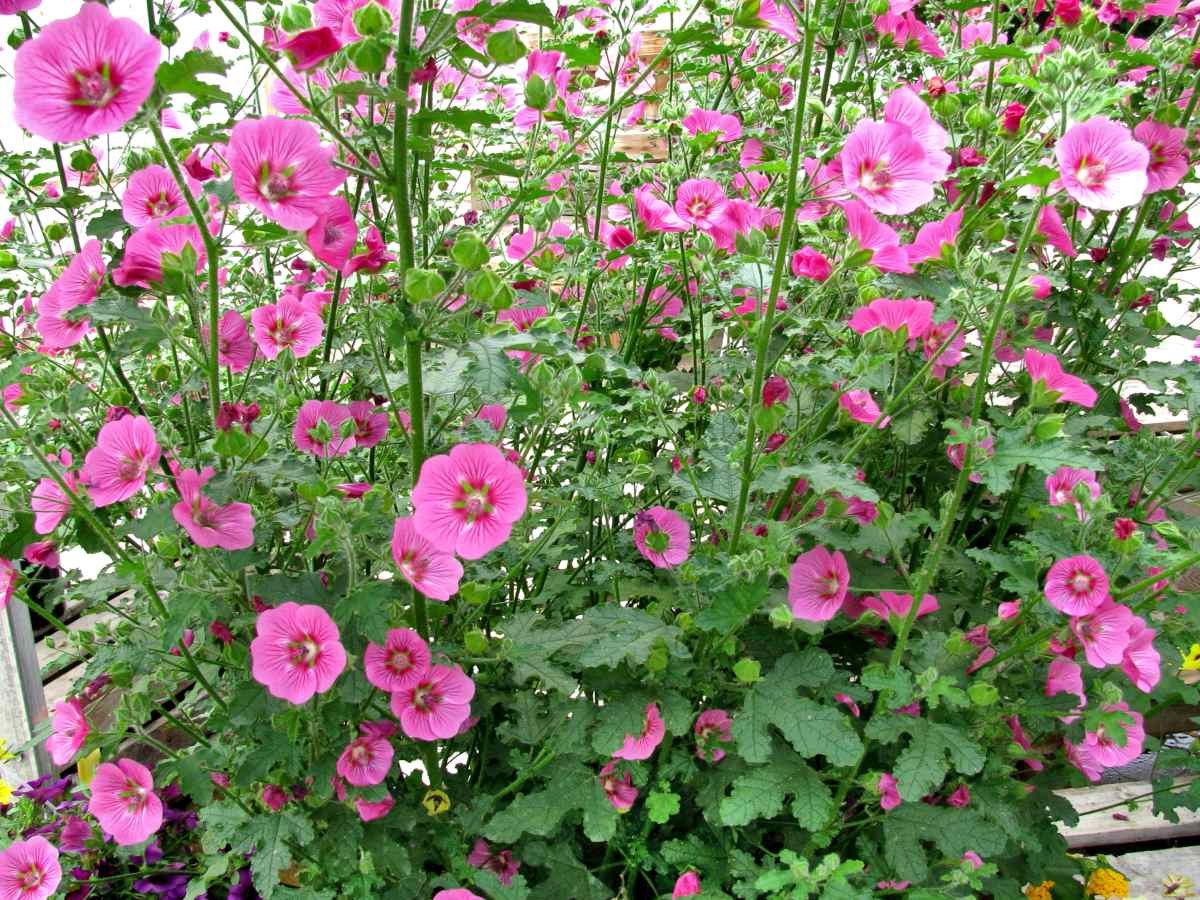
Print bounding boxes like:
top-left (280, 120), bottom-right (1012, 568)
top-left (1057, 779), bottom-right (1200, 849)
top-left (0, 601), bottom-right (50, 780)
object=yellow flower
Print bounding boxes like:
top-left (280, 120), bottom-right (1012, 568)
top-left (1183, 644), bottom-right (1200, 670)
top-left (1025, 881), bottom-right (1055, 900)
top-left (1086, 868), bottom-right (1129, 898)
top-left (422, 788), bottom-right (450, 817)
top-left (0, 738), bottom-right (15, 762)
top-left (0, 779), bottom-right (12, 806)
top-left (77, 748), bottom-right (101, 787)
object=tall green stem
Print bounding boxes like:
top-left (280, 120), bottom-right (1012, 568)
top-left (728, 0), bottom-right (821, 552)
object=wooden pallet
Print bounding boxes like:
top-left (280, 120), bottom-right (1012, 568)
top-left (1057, 779), bottom-right (1200, 849)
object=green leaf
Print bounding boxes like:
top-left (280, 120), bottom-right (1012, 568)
top-left (882, 805), bottom-right (1008, 884)
top-left (156, 50), bottom-right (233, 105)
top-left (976, 428), bottom-right (1099, 493)
top-left (719, 747), bottom-right (833, 830)
top-left (646, 789), bottom-right (681, 824)
top-left (695, 575), bottom-right (770, 632)
top-left (484, 762), bottom-right (598, 842)
top-left (86, 209), bottom-right (128, 240)
top-left (866, 715), bottom-right (985, 801)
top-left (460, 0), bottom-right (555, 26)
top-left (247, 810), bottom-right (314, 898)
top-left (791, 461), bottom-right (880, 503)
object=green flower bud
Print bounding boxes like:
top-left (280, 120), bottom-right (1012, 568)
top-left (346, 37), bottom-right (389, 74)
top-left (769, 604), bottom-right (794, 628)
top-left (646, 645), bottom-right (669, 672)
top-left (46, 223), bottom-right (69, 242)
top-left (351, 1), bottom-right (391, 36)
top-left (733, 658), bottom-right (762, 683)
top-left (404, 267), bottom-right (446, 301)
top-left (464, 629), bottom-right (488, 654)
top-left (451, 232), bottom-right (490, 270)
top-left (964, 103), bottom-right (993, 130)
top-left (934, 93), bottom-right (961, 118)
top-left (466, 269), bottom-right (506, 307)
top-left (157, 21), bottom-right (180, 47)
top-left (968, 682), bottom-right (999, 706)
top-left (152, 363), bottom-right (173, 382)
top-left (1034, 413), bottom-right (1065, 440)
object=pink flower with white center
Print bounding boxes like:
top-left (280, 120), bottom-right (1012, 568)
top-left (1045, 656), bottom-right (1086, 708)
top-left (81, 415), bottom-right (160, 507)
top-left (1070, 599), bottom-right (1135, 668)
top-left (848, 297), bottom-right (934, 340)
top-left (612, 702), bottom-right (666, 761)
top-left (411, 443), bottom-right (528, 560)
top-left (293, 400), bottom-right (356, 458)
top-left (883, 87), bottom-right (951, 179)
top-left (1045, 467), bottom-right (1101, 521)
top-left (171, 467), bottom-right (256, 551)
top-left (635, 185), bottom-right (688, 233)
top-left (1037, 204), bottom-right (1077, 257)
top-left (306, 196), bottom-right (358, 272)
top-left (1043, 555), bottom-right (1109, 616)
top-left (841, 121), bottom-right (939, 215)
top-left (229, 117), bottom-right (347, 230)
top-left (1067, 702), bottom-right (1144, 782)
top-left (1055, 117), bottom-right (1150, 211)
top-left (0, 836), bottom-right (61, 900)
top-left (839, 390), bottom-right (886, 427)
top-left (787, 546), bottom-right (850, 621)
top-left (0, 558), bottom-right (14, 610)
top-left (843, 200), bottom-right (913, 273)
top-left (599, 761), bottom-right (638, 811)
top-left (905, 209), bottom-right (962, 265)
top-left (673, 872), bottom-right (702, 898)
top-left (13, 2), bottom-right (160, 143)
top-left (390, 516), bottom-right (463, 602)
top-left (348, 401), bottom-right (388, 449)
top-left (111, 223), bottom-right (207, 288)
top-left (878, 772), bottom-right (902, 810)
top-left (632, 506), bottom-right (691, 569)
top-left (31, 465), bottom-right (78, 534)
top-left (674, 179), bottom-right (729, 231)
top-left (215, 310), bottom-right (256, 373)
top-left (1025, 348), bottom-right (1097, 408)
top-left (36, 239), bottom-right (105, 349)
top-left (682, 108), bottom-right (743, 143)
top-left (251, 297), bottom-right (324, 361)
top-left (1122, 619), bottom-right (1161, 693)
top-left (694, 709), bottom-right (733, 763)
top-left (250, 602), bottom-right (347, 704)
top-left (390, 663), bottom-right (475, 741)
top-left (1134, 120), bottom-right (1188, 193)
top-left (336, 727), bottom-right (395, 786)
top-left (363, 627), bottom-right (430, 692)
top-left (88, 758), bottom-right (164, 845)
top-left (121, 165), bottom-right (198, 227)
top-left (862, 591), bottom-right (939, 626)
top-left (467, 839), bottom-right (522, 887)
top-left (45, 697), bottom-right (89, 766)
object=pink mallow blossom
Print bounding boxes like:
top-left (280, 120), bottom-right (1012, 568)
top-left (251, 297), bottom-right (324, 361)
top-left (841, 120), bottom-right (940, 215)
top-left (250, 602), bottom-right (347, 704)
top-left (694, 709), bottom-right (733, 763)
top-left (215, 310), bottom-right (257, 373)
top-left (632, 506), bottom-right (691, 568)
top-left (1025, 348), bottom-right (1097, 408)
top-left (1070, 599), bottom-right (1135, 668)
top-left (45, 697), bottom-right (88, 766)
top-left (1043, 555), bottom-right (1109, 616)
top-left (336, 721), bottom-right (396, 786)
top-left (293, 399), bottom-right (356, 458)
top-left (848, 297), bottom-right (933, 340)
top-left (1134, 119), bottom-right (1188, 193)
top-left (306, 196), bottom-right (358, 272)
top-left (171, 466), bottom-right (256, 550)
top-left (121, 165), bottom-right (197, 227)
top-left (36, 239), bottom-right (104, 350)
top-left (467, 839), bottom-right (521, 887)
top-left (787, 546), bottom-right (850, 621)
top-left (411, 443), bottom-right (528, 560)
top-left (673, 872), bottom-right (702, 898)
top-left (390, 516), bottom-right (463, 602)
top-left (1055, 117), bottom-right (1150, 211)
top-left (81, 415), bottom-right (160, 507)
top-left (839, 390), bottom-right (886, 427)
top-left (1067, 703), bottom-right (1145, 782)
top-left (878, 772), bottom-right (902, 810)
top-left (1122, 619), bottom-right (1161, 692)
top-left (363, 628), bottom-right (430, 693)
top-left (88, 758), bottom-right (163, 845)
top-left (599, 762), bottom-right (638, 811)
top-left (390, 663), bottom-right (476, 741)
top-left (0, 836), bottom-right (61, 900)
top-left (611, 702), bottom-right (666, 761)
top-left (1045, 467), bottom-right (1101, 521)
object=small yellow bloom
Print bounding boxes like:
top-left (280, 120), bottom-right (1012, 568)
top-left (1183, 644), bottom-right (1200, 670)
top-left (1025, 881), bottom-right (1055, 900)
top-left (0, 779), bottom-right (13, 805)
top-left (77, 748), bottom-right (101, 787)
top-left (422, 788), bottom-right (450, 817)
top-left (0, 738), bottom-right (15, 762)
top-left (1086, 868), bottom-right (1130, 898)
top-left (1163, 873), bottom-right (1196, 897)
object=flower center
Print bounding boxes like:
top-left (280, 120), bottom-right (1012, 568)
top-left (119, 777), bottom-right (147, 812)
top-left (859, 161), bottom-right (893, 194)
top-left (324, 224), bottom-right (342, 245)
top-left (457, 481), bottom-right (493, 522)
top-left (349, 742), bottom-right (370, 765)
top-left (147, 193), bottom-right (176, 219)
top-left (412, 682), bottom-right (442, 712)
top-left (19, 864), bottom-right (45, 890)
top-left (821, 571), bottom-right (841, 599)
top-left (386, 649), bottom-right (413, 675)
top-left (686, 198), bottom-right (711, 220)
top-left (398, 553), bottom-right (427, 583)
top-left (1076, 155), bottom-right (1107, 188)
top-left (287, 635), bottom-right (320, 669)
top-left (1070, 571), bottom-right (1094, 595)
top-left (116, 452), bottom-right (147, 482)
top-left (259, 165), bottom-right (295, 203)
top-left (72, 65), bottom-right (119, 108)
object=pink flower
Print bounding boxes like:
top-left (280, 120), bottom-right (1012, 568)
top-left (1007, 715), bottom-right (1044, 771)
top-left (883, 87), bottom-right (951, 179)
top-left (1037, 205), bottom-right (1077, 257)
top-left (45, 698), bottom-right (88, 766)
top-left (121, 165), bottom-right (197, 227)
top-left (1030, 275), bottom-right (1053, 299)
top-left (31, 465), bottom-right (77, 535)
top-left (1071, 599), bottom-right (1135, 668)
top-left (673, 872), bottom-right (702, 898)
top-left (229, 117), bottom-right (346, 230)
top-left (390, 663), bottom-right (475, 741)
top-left (762, 376), bottom-right (791, 407)
top-left (475, 404), bottom-right (508, 433)
top-left (848, 297), bottom-right (933, 339)
top-left (841, 120), bottom-right (939, 215)
top-left (632, 506), bottom-right (691, 568)
top-left (81, 415), bottom-right (160, 507)
top-left (467, 840), bottom-right (521, 887)
top-left (1046, 656), bottom-right (1086, 708)
top-left (612, 702), bottom-right (666, 761)
top-left (250, 602), bottom-right (347, 704)
top-left (1067, 703), bottom-right (1144, 781)
top-left (216, 311), bottom-right (256, 372)
top-left (674, 179), bottom-right (729, 231)
top-left (1045, 467), bottom-right (1101, 521)
top-left (635, 185), bottom-right (688, 233)
top-left (787, 546), bottom-right (850, 621)
top-left (1043, 555), bottom-right (1109, 616)
top-left (13, 2), bottom-right (160, 143)
top-left (22, 541), bottom-right (57, 569)
top-left (355, 794), bottom-right (394, 821)
top-left (306, 197), bottom-right (358, 272)
top-left (962, 851), bottom-right (983, 870)
top-left (390, 516), bottom-right (463, 602)
top-left (36, 239), bottom-right (104, 349)
top-left (1134, 120), bottom-right (1188, 193)
top-left (0, 559), bottom-right (14, 610)
top-left (863, 591), bottom-right (938, 625)
top-left (261, 784), bottom-right (289, 811)
top-left (682, 108), bottom-right (742, 143)
top-left (363, 628), bottom-right (430, 692)
top-left (839, 390), bottom-right (886, 426)
top-left (336, 726), bottom-right (395, 786)
top-left (251, 297), bottom-right (324, 361)
top-left (411, 443), bottom-right (527, 560)
top-left (1055, 117), bottom-right (1150, 211)
top-left (1002, 102), bottom-right (1027, 133)
top-left (905, 210), bottom-right (962, 265)
top-left (279, 27), bottom-right (342, 71)
top-left (348, 401), bottom-right (388, 449)
top-left (88, 758), bottom-right (163, 845)
top-left (293, 400), bottom-right (356, 458)
top-left (599, 762), bottom-right (638, 811)
top-left (172, 467), bottom-right (256, 550)
top-left (878, 772), bottom-right (902, 810)
top-left (434, 891), bottom-right (485, 900)
top-left (843, 200), bottom-right (913, 273)
top-left (1122, 619), bottom-right (1160, 692)
top-left (791, 246), bottom-right (832, 280)
top-left (0, 836), bottom-right (61, 900)
top-left (111, 223), bottom-right (207, 288)
top-left (346, 226), bottom-right (395, 274)
top-left (694, 709), bottom-right (733, 763)
top-left (1025, 348), bottom-right (1097, 408)
top-left (998, 599), bottom-right (1021, 619)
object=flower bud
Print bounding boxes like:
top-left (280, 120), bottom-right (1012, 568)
top-left (404, 267), bottom-right (446, 301)
top-left (281, 3), bottom-right (314, 32)
top-left (351, 1), bottom-right (391, 36)
top-left (450, 232), bottom-right (490, 270)
top-left (525, 73), bottom-right (551, 110)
